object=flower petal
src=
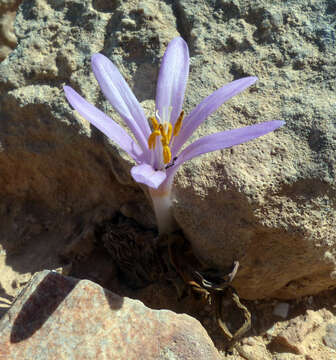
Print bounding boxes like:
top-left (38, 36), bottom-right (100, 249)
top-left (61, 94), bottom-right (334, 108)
top-left (64, 86), bottom-right (143, 162)
top-left (172, 76), bottom-right (258, 155)
top-left (156, 37), bottom-right (189, 126)
top-left (131, 163), bottom-right (167, 189)
top-left (91, 53), bottom-right (150, 154)
top-left (172, 120), bottom-right (285, 170)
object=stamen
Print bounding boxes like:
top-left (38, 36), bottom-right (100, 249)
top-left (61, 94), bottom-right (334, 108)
top-left (173, 110), bottom-right (184, 137)
top-left (159, 124), bottom-right (172, 164)
top-left (147, 110), bottom-right (180, 165)
top-left (149, 116), bottom-right (160, 130)
top-left (155, 110), bottom-right (162, 123)
top-left (162, 146), bottom-right (171, 164)
top-left (166, 123), bottom-right (173, 143)
top-left (148, 116), bottom-right (161, 149)
top-left (148, 130), bottom-right (161, 149)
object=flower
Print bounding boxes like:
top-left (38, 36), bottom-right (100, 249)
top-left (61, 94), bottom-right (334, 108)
top-left (64, 37), bottom-right (284, 234)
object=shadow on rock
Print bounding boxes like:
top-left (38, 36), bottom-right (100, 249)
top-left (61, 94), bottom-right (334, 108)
top-left (10, 271), bottom-right (77, 343)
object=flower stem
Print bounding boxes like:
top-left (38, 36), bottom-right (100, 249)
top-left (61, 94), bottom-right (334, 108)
top-left (149, 182), bottom-right (177, 235)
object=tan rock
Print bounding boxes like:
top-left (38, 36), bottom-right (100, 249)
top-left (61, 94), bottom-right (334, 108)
top-left (270, 309), bottom-right (336, 359)
top-left (272, 355), bottom-right (305, 360)
top-left (0, 270), bottom-right (221, 360)
top-left (236, 337), bottom-right (271, 359)
top-left (0, 0), bottom-right (20, 61)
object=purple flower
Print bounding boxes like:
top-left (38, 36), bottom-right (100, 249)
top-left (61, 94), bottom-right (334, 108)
top-left (64, 37), bottom-right (284, 233)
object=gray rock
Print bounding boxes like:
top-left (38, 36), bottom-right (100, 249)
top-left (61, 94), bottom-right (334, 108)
top-left (273, 302), bottom-right (290, 319)
top-left (0, 0), bottom-right (335, 300)
top-left (323, 323), bottom-right (336, 350)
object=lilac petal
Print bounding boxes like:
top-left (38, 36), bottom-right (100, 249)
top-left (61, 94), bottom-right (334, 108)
top-left (131, 163), bottom-right (167, 189)
top-left (91, 53), bottom-right (150, 154)
top-left (172, 76), bottom-right (258, 155)
top-left (156, 37), bottom-right (189, 126)
top-left (64, 86), bottom-right (143, 162)
top-left (172, 120), bottom-right (285, 170)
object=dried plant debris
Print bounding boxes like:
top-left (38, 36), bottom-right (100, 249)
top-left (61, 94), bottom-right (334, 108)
top-left (96, 213), bottom-right (251, 352)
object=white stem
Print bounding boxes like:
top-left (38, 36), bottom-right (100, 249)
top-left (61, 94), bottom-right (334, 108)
top-left (149, 182), bottom-right (176, 235)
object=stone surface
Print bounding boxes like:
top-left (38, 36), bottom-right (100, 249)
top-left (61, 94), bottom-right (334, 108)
top-left (170, 0), bottom-right (336, 300)
top-left (273, 302), bottom-right (290, 319)
top-left (269, 308), bottom-right (335, 359)
top-left (0, 0), bottom-right (20, 60)
top-left (323, 323), bottom-right (336, 350)
top-left (0, 0), bottom-right (335, 300)
top-left (0, 270), bottom-right (222, 360)
top-left (230, 294), bottom-right (336, 360)
top-left (236, 337), bottom-right (271, 359)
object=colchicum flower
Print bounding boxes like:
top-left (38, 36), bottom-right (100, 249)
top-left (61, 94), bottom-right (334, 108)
top-left (64, 37), bottom-right (284, 235)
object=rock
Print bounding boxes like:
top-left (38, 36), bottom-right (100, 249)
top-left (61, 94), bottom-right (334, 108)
top-left (272, 310), bottom-right (322, 354)
top-left (222, 294), bottom-right (336, 359)
top-left (270, 309), bottom-right (335, 358)
top-left (0, 0), bottom-right (155, 302)
top-left (0, 0), bottom-right (20, 61)
top-left (237, 337), bottom-right (271, 359)
top-left (0, 270), bottom-right (221, 360)
top-left (273, 302), bottom-right (290, 319)
top-left (272, 355), bottom-right (305, 360)
top-left (0, 0), bottom-right (335, 300)
top-left (323, 323), bottom-right (336, 350)
top-left (171, 0), bottom-right (336, 300)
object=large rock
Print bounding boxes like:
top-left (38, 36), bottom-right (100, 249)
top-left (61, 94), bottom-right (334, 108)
top-left (0, 270), bottom-right (221, 360)
top-left (0, 0), bottom-right (335, 299)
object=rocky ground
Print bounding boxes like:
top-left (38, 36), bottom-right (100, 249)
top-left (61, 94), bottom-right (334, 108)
top-left (1, 217), bottom-right (336, 359)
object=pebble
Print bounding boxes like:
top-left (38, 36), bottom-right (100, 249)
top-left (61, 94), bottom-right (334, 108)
top-left (323, 323), bottom-right (336, 350)
top-left (121, 18), bottom-right (136, 28)
top-left (273, 302), bottom-right (290, 319)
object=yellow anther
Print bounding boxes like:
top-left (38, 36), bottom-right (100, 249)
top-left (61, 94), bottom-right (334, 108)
top-left (147, 115), bottom-right (176, 164)
top-left (148, 130), bottom-right (161, 149)
top-left (149, 116), bottom-right (160, 130)
top-left (158, 125), bottom-right (168, 144)
top-left (162, 145), bottom-right (172, 164)
top-left (148, 116), bottom-right (161, 149)
top-left (159, 124), bottom-right (172, 164)
top-left (166, 123), bottom-right (173, 143)
top-left (173, 110), bottom-right (184, 136)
